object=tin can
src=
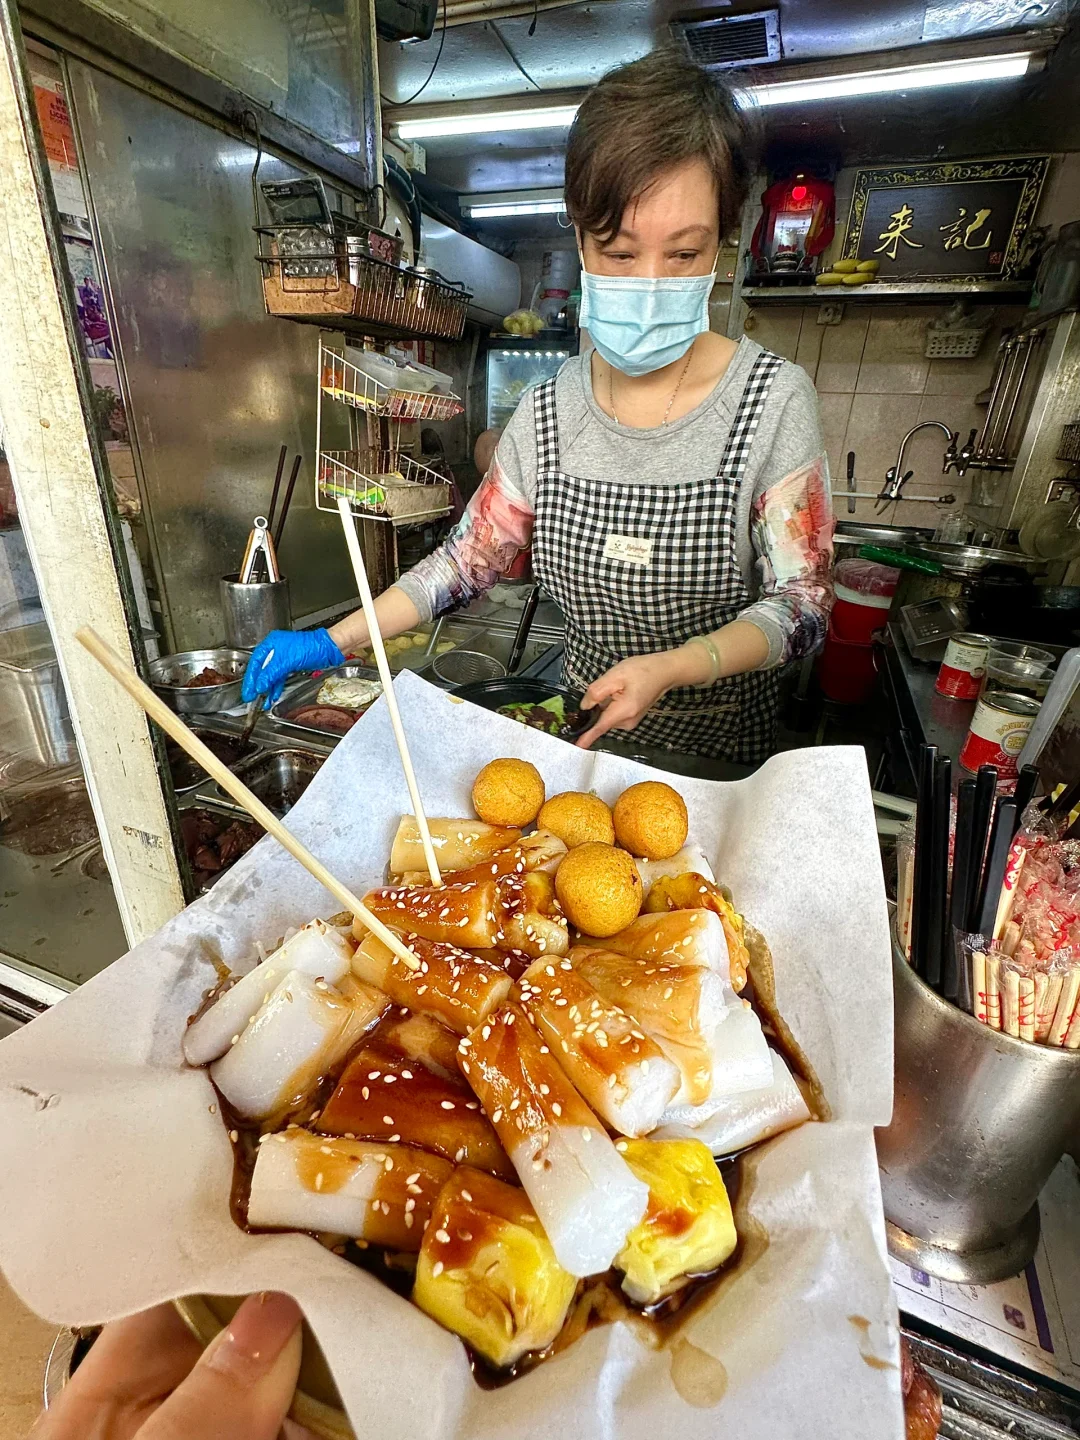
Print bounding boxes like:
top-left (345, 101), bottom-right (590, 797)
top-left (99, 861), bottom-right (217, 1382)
top-left (959, 690), bottom-right (1042, 780)
top-left (935, 632), bottom-right (992, 700)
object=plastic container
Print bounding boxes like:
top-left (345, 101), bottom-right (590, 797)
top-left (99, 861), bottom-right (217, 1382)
top-left (831, 558), bottom-right (900, 645)
top-left (818, 630), bottom-right (878, 704)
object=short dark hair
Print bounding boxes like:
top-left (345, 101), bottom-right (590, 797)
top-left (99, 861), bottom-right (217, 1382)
top-left (564, 49), bottom-right (756, 243)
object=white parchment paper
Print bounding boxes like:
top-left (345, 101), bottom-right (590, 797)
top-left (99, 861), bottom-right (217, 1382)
top-left (0, 671), bottom-right (901, 1438)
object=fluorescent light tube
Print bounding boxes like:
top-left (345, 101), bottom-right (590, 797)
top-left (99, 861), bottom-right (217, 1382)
top-left (395, 105), bottom-right (579, 139)
top-left (391, 50), bottom-right (1033, 138)
top-left (466, 198), bottom-right (565, 218)
top-left (750, 51), bottom-right (1032, 107)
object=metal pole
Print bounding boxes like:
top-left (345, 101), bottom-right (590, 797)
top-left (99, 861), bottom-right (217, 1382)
top-left (0, 0), bottom-right (184, 943)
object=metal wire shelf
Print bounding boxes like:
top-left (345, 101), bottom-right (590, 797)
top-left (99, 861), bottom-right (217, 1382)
top-left (317, 449), bottom-right (452, 525)
top-left (320, 347), bottom-right (464, 422)
top-left (257, 229), bottom-right (472, 342)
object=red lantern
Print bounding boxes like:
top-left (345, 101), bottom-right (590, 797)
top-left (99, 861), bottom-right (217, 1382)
top-left (749, 172), bottom-right (835, 283)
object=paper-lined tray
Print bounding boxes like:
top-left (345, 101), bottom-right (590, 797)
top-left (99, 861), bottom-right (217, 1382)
top-left (0, 671), bottom-right (902, 1439)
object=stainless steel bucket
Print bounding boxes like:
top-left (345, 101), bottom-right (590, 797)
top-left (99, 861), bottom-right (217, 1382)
top-left (220, 574), bottom-right (291, 650)
top-left (0, 622), bottom-right (77, 776)
top-left (876, 939), bottom-right (1080, 1284)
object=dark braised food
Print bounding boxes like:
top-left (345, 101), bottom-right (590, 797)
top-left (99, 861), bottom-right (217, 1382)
top-left (184, 667), bottom-right (235, 688)
top-left (0, 783), bottom-right (99, 856)
top-left (497, 696), bottom-right (583, 736)
top-left (286, 704), bottom-right (362, 735)
top-left (180, 808), bottom-right (262, 887)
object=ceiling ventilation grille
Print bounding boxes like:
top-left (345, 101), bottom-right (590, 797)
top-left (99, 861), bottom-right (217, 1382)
top-left (671, 10), bottom-right (781, 69)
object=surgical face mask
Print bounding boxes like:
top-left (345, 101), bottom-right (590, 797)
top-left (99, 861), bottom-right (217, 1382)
top-left (578, 253), bottom-right (717, 377)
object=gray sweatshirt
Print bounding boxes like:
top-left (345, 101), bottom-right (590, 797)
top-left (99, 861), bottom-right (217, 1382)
top-left (397, 337), bottom-right (835, 668)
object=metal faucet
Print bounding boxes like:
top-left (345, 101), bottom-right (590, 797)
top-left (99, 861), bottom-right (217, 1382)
top-left (877, 421), bottom-right (958, 509)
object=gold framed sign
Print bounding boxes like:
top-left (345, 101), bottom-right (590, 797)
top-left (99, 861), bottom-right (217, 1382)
top-left (841, 156), bottom-right (1049, 282)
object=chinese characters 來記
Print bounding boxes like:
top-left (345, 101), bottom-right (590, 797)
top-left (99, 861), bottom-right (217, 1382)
top-left (875, 204), bottom-right (924, 261)
top-left (940, 206), bottom-right (993, 251)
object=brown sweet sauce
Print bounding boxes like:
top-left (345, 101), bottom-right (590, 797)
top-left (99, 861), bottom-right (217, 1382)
top-left (220, 923), bottom-right (823, 1390)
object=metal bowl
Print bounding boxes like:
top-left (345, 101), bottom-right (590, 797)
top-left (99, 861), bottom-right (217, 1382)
top-left (148, 648), bottom-right (248, 714)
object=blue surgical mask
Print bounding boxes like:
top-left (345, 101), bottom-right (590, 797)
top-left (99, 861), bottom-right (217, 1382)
top-left (578, 254), bottom-right (717, 377)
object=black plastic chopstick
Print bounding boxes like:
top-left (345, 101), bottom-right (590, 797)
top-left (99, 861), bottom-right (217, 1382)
top-left (965, 765), bottom-right (998, 932)
top-left (974, 800), bottom-right (1018, 938)
top-left (273, 454), bottom-right (303, 551)
top-left (1012, 764), bottom-right (1039, 830)
top-left (911, 744), bottom-right (937, 979)
top-left (268, 444), bottom-right (287, 534)
top-left (945, 778), bottom-right (976, 1002)
top-left (925, 754), bottom-right (951, 991)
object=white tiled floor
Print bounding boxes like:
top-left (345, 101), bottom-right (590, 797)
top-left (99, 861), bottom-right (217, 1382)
top-left (0, 1273), bottom-right (55, 1438)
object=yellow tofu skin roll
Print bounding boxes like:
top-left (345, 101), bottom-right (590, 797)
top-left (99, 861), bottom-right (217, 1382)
top-left (614, 1138), bottom-right (737, 1305)
top-left (413, 1167), bottom-right (577, 1369)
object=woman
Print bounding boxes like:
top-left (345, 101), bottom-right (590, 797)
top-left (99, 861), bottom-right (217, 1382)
top-left (243, 50), bottom-right (834, 763)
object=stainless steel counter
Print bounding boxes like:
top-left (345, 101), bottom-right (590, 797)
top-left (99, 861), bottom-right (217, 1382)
top-left (879, 623), bottom-right (976, 794)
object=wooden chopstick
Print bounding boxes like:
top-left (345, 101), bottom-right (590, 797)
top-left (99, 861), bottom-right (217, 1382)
top-left (75, 626), bottom-right (421, 971)
top-left (336, 497), bottom-right (442, 887)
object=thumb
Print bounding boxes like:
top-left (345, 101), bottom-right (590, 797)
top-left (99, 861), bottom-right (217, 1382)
top-left (140, 1292), bottom-right (303, 1440)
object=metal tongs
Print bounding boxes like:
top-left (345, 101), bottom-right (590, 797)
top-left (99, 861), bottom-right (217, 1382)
top-left (238, 515), bottom-right (280, 584)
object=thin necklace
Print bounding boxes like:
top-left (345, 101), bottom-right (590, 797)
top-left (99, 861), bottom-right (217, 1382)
top-left (608, 342), bottom-right (696, 427)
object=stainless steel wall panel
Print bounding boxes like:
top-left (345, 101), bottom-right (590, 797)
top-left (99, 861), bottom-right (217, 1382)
top-left (65, 58), bottom-right (353, 649)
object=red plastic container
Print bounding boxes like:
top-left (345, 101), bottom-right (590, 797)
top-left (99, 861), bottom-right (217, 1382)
top-left (831, 559), bottom-right (900, 645)
top-left (819, 631), bottom-right (878, 704)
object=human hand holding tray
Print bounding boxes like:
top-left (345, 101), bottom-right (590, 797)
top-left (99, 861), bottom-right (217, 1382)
top-left (0, 671), bottom-right (900, 1439)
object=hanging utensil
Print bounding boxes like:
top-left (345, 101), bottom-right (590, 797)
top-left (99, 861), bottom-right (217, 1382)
top-left (507, 584), bottom-right (540, 675)
top-left (846, 451), bottom-right (856, 515)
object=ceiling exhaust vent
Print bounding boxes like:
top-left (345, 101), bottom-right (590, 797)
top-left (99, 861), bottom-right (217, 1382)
top-left (671, 9), bottom-right (781, 70)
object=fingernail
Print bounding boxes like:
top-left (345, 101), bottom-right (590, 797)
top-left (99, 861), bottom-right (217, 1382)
top-left (207, 1292), bottom-right (302, 1381)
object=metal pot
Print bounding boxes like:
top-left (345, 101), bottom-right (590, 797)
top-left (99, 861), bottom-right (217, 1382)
top-left (876, 939), bottom-right (1080, 1285)
top-left (905, 542), bottom-right (1046, 578)
top-left (0, 621), bottom-right (77, 775)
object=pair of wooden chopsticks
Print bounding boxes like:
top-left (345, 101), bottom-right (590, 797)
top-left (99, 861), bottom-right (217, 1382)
top-left (78, 492), bottom-right (446, 959)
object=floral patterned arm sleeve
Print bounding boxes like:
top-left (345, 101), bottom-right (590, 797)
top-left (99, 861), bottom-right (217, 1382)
top-left (394, 453), bottom-right (536, 623)
top-left (738, 454), bottom-right (835, 669)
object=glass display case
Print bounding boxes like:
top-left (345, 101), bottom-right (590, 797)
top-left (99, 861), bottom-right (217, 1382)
top-left (485, 338), bottom-right (574, 430)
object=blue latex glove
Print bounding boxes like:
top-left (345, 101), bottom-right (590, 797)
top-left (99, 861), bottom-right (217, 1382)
top-left (241, 628), bottom-right (345, 708)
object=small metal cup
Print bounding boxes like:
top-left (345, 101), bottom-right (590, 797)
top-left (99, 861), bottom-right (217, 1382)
top-left (220, 574), bottom-right (291, 650)
top-left (876, 938), bottom-right (1080, 1285)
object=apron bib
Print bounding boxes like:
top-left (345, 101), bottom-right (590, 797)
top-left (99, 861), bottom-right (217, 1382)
top-left (531, 350), bottom-right (784, 765)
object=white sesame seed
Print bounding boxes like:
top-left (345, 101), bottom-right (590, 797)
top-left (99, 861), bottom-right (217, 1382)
top-left (432, 1261), bottom-right (444, 1277)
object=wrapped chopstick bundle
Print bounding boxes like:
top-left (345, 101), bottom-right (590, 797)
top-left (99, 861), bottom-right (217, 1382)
top-left (653, 1051), bottom-right (811, 1156)
top-left (318, 1043), bottom-right (514, 1179)
top-left (352, 934), bottom-right (512, 1035)
top-left (612, 1138), bottom-right (737, 1304)
top-left (458, 1002), bottom-right (649, 1277)
top-left (516, 957), bottom-right (680, 1136)
top-left (496, 871), bottom-right (570, 958)
top-left (401, 831), bottom-right (567, 888)
top-left (412, 1166), bottom-right (577, 1369)
top-left (390, 817), bottom-right (521, 876)
top-left (184, 919), bottom-right (354, 1066)
top-left (375, 1011), bottom-right (463, 1080)
top-left (569, 946), bottom-right (729, 1105)
top-left (248, 1130), bottom-right (451, 1248)
top-left (210, 972), bottom-right (387, 1122)
top-left (361, 879), bottom-right (500, 948)
top-left (641, 877), bottom-right (750, 991)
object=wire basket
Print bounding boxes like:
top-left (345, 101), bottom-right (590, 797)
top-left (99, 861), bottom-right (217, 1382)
top-left (258, 229), bottom-right (471, 342)
top-left (320, 348), bottom-right (464, 422)
top-left (432, 650), bottom-right (506, 685)
top-left (318, 449), bottom-right (452, 524)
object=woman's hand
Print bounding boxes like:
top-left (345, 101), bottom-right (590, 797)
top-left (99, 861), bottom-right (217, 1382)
top-left (241, 629), bottom-right (345, 709)
top-left (30, 1292), bottom-right (312, 1440)
top-left (576, 650), bottom-right (697, 748)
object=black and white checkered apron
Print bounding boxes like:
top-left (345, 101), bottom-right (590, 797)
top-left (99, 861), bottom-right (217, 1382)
top-left (531, 350), bottom-right (784, 764)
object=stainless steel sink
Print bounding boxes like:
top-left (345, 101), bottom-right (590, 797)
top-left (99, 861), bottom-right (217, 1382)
top-left (834, 521), bottom-right (935, 554)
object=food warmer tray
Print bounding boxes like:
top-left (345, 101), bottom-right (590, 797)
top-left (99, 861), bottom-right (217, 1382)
top-left (267, 663), bottom-right (383, 742)
top-left (209, 748), bottom-right (324, 818)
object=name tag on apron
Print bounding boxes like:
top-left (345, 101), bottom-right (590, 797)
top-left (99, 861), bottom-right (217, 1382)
top-left (603, 533), bottom-right (653, 567)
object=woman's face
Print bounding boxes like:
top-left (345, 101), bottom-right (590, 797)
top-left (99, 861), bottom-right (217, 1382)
top-left (580, 157), bottom-right (720, 279)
